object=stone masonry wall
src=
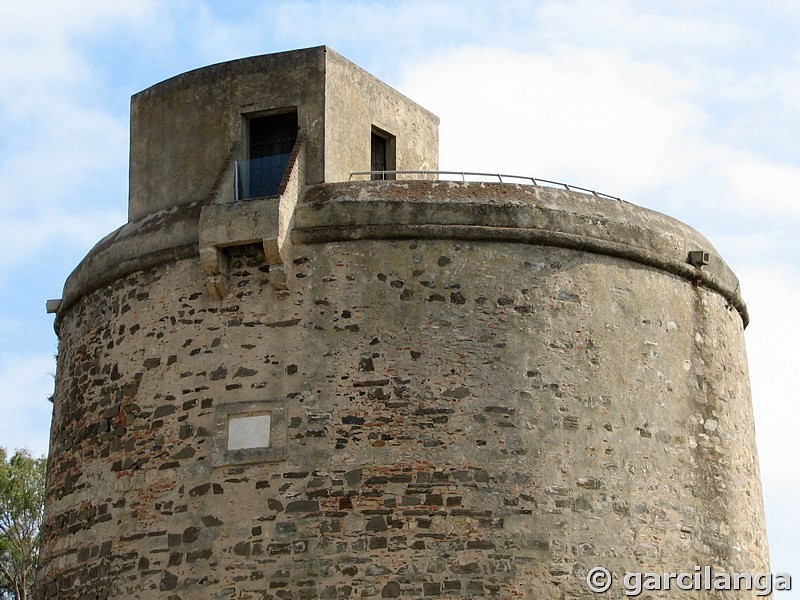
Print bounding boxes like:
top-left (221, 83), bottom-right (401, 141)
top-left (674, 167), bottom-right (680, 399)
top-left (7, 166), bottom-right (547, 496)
top-left (39, 237), bottom-right (768, 599)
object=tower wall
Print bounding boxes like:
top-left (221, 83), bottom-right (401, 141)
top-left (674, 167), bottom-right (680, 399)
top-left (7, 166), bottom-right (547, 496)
top-left (39, 183), bottom-right (768, 599)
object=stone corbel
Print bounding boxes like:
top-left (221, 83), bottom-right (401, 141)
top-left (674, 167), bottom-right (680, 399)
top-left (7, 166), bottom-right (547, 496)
top-left (199, 246), bottom-right (229, 300)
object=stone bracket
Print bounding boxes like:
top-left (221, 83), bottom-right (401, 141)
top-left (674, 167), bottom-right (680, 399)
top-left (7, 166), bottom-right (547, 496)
top-left (199, 197), bottom-right (286, 299)
top-left (199, 246), bottom-right (228, 300)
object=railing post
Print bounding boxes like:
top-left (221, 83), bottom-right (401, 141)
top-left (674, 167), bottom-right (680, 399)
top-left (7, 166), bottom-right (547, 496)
top-left (234, 161), bottom-right (239, 201)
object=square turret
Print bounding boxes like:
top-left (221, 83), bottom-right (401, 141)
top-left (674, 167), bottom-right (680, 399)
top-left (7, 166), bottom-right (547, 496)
top-left (128, 46), bottom-right (439, 221)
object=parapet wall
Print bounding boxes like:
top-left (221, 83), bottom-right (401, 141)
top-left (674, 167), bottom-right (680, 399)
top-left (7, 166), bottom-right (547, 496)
top-left (39, 183), bottom-right (767, 598)
top-left (59, 182), bottom-right (748, 330)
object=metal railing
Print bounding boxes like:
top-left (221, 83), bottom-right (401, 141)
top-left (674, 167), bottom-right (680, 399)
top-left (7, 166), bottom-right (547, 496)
top-left (348, 170), bottom-right (623, 202)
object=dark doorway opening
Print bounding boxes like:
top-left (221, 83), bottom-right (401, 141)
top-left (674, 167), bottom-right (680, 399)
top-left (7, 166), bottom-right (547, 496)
top-left (371, 133), bottom-right (387, 180)
top-left (250, 112), bottom-right (297, 160)
top-left (371, 128), bottom-right (395, 181)
top-left (238, 110), bottom-right (298, 199)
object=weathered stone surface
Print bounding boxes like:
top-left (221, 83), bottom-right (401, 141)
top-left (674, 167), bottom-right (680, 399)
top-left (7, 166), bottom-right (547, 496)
top-left (39, 230), bottom-right (769, 598)
top-left (39, 49), bottom-right (767, 600)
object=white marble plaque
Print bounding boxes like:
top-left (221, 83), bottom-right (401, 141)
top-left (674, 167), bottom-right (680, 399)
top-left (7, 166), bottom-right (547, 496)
top-left (227, 414), bottom-right (271, 450)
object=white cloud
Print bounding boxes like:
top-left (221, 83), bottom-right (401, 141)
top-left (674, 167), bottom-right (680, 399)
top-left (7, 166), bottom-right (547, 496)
top-left (0, 353), bottom-right (54, 458)
top-left (0, 1), bottom-right (137, 283)
top-left (401, 46), bottom-right (705, 197)
top-left (739, 265), bottom-right (800, 579)
top-left (741, 265), bottom-right (800, 482)
top-left (763, 0), bottom-right (800, 19)
top-left (0, 208), bottom-right (125, 276)
top-left (0, 0), bottom-right (157, 94)
top-left (762, 485), bottom-right (800, 573)
top-left (0, 108), bottom-right (128, 211)
top-left (536, 0), bottom-right (759, 58)
top-left (0, 97), bottom-right (127, 282)
top-left (723, 157), bottom-right (800, 215)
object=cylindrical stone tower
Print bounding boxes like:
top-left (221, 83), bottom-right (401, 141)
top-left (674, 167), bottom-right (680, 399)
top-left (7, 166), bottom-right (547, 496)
top-left (39, 47), bottom-right (769, 599)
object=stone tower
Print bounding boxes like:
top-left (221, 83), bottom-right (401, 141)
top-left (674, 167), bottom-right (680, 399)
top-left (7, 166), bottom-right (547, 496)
top-left (39, 46), bottom-right (769, 598)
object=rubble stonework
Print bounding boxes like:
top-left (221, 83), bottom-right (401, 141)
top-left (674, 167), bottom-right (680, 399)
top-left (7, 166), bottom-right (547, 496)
top-left (38, 48), bottom-right (769, 599)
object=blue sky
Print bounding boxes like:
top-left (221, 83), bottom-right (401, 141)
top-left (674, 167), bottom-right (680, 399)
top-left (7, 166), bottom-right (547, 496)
top-left (1, 0), bottom-right (797, 591)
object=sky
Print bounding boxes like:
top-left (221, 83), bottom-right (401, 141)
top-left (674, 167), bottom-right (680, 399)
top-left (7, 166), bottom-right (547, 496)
top-left (0, 0), bottom-right (797, 591)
